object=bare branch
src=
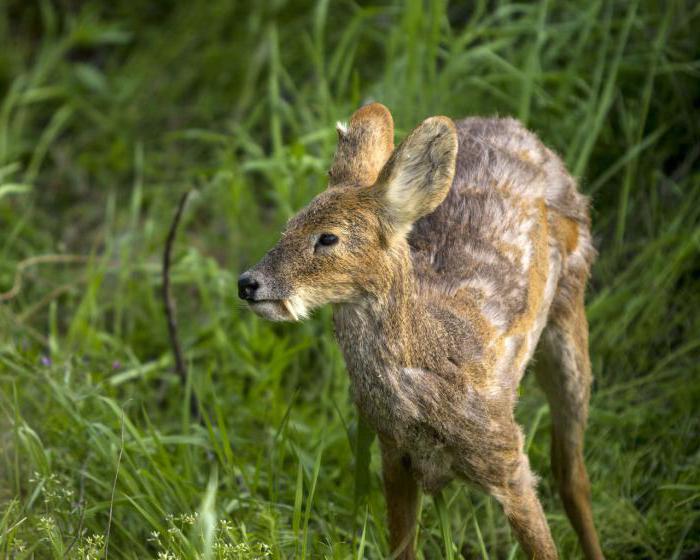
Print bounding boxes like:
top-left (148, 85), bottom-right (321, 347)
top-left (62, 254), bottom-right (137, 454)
top-left (0, 254), bottom-right (90, 302)
top-left (162, 190), bottom-right (199, 420)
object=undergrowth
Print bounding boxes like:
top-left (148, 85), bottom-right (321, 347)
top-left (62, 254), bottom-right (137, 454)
top-left (1, 1), bottom-right (699, 558)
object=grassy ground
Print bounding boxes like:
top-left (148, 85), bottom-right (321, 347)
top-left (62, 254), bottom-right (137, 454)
top-left (1, 1), bottom-right (699, 558)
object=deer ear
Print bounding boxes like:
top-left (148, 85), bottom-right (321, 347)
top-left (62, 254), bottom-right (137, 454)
top-left (377, 116), bottom-right (458, 233)
top-left (328, 102), bottom-right (394, 187)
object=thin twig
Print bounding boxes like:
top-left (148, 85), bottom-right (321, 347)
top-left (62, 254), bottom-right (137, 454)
top-left (104, 410), bottom-right (125, 559)
top-left (16, 260), bottom-right (153, 323)
top-left (0, 254), bottom-right (91, 302)
top-left (18, 281), bottom-right (80, 322)
top-left (0, 306), bottom-right (49, 346)
top-left (163, 191), bottom-right (190, 384)
top-left (161, 190), bottom-right (199, 420)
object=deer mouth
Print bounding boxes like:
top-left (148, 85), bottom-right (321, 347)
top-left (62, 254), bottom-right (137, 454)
top-left (248, 299), bottom-right (298, 322)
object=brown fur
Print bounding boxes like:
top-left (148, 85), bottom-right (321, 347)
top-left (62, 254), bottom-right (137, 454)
top-left (240, 103), bottom-right (603, 559)
top-left (330, 102), bottom-right (394, 187)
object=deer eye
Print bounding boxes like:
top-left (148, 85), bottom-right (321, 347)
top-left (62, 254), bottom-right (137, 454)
top-left (317, 233), bottom-right (339, 247)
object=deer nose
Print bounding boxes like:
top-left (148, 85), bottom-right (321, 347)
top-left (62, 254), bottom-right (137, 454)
top-left (238, 273), bottom-right (260, 301)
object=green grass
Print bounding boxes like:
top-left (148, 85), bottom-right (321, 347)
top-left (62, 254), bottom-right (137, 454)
top-left (1, 1), bottom-right (699, 558)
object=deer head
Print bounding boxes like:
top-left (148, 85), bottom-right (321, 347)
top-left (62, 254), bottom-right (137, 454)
top-left (238, 103), bottom-right (458, 321)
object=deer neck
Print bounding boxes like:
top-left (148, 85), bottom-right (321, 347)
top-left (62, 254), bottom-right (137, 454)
top-left (334, 240), bottom-right (425, 365)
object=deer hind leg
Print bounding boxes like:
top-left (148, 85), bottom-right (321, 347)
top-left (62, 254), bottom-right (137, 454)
top-left (380, 441), bottom-right (419, 560)
top-left (535, 290), bottom-right (604, 560)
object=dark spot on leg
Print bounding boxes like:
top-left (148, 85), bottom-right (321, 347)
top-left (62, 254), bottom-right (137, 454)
top-left (401, 453), bottom-right (412, 471)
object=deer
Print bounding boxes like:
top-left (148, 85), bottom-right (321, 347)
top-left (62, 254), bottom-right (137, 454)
top-left (238, 102), bottom-right (604, 560)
